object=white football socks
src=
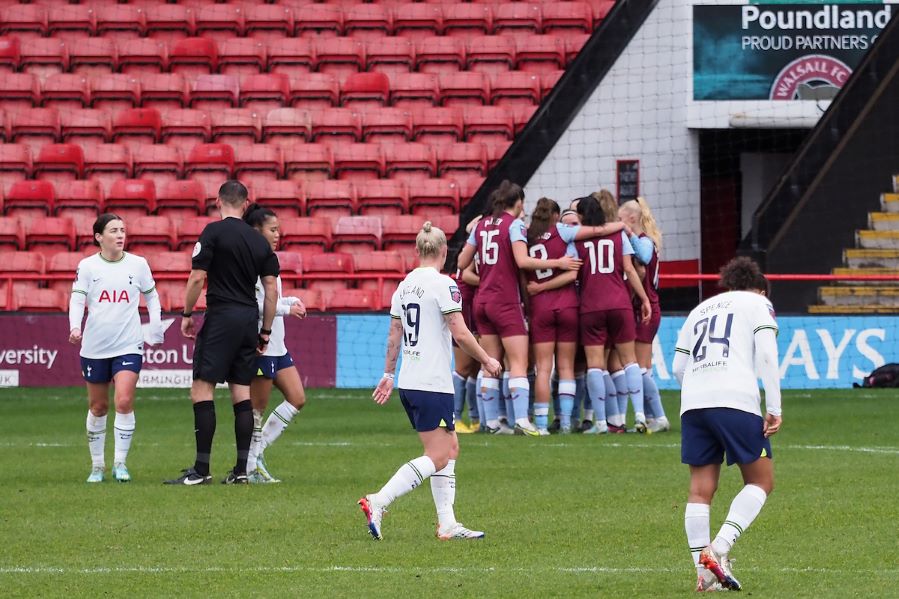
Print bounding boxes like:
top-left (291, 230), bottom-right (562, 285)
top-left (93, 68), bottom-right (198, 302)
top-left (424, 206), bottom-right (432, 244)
top-left (685, 502), bottom-right (711, 573)
top-left (373, 455), bottom-right (437, 508)
top-left (712, 484), bottom-right (768, 556)
top-left (430, 459), bottom-right (456, 529)
top-left (86, 411), bottom-right (107, 469)
top-left (262, 401), bottom-right (299, 451)
top-left (113, 411), bottom-right (135, 464)
top-left (247, 409), bottom-right (264, 472)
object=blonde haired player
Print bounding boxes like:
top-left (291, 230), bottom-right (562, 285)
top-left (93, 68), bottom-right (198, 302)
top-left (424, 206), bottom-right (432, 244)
top-left (358, 222), bottom-right (501, 541)
top-left (673, 257), bottom-right (782, 592)
top-left (69, 213), bottom-right (164, 483)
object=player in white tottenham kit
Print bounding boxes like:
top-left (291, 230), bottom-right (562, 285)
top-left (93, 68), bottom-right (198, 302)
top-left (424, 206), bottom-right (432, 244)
top-left (68, 214), bottom-right (164, 483)
top-left (242, 204), bottom-right (308, 484)
top-left (358, 222), bottom-right (501, 541)
top-left (672, 257), bottom-right (782, 592)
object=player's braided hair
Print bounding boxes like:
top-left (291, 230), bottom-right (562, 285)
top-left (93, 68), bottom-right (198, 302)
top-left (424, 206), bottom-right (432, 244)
top-left (416, 221), bottom-right (447, 259)
top-left (92, 213), bottom-right (123, 246)
top-left (527, 197), bottom-right (560, 245)
top-left (243, 203), bottom-right (277, 229)
top-left (490, 179), bottom-right (524, 217)
top-left (720, 256), bottom-right (767, 292)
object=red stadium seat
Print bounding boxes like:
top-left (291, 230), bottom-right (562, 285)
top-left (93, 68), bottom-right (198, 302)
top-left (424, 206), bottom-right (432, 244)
top-left (145, 250), bottom-right (191, 274)
top-left (511, 104), bottom-right (537, 134)
top-left (310, 108), bottom-right (361, 146)
top-left (304, 252), bottom-right (354, 292)
top-left (437, 142), bottom-right (487, 177)
top-left (0, 36), bottom-right (20, 74)
top-left (0, 144), bottom-right (32, 192)
top-left (190, 74), bottom-right (239, 111)
top-left (485, 140), bottom-right (511, 169)
top-left (466, 36), bottom-right (514, 74)
top-left (382, 214), bottom-right (426, 250)
top-left (112, 108), bottom-right (162, 149)
top-left (210, 108), bottom-right (262, 147)
top-left (344, 4), bottom-right (391, 40)
top-left (9, 107), bottom-right (60, 154)
top-left (117, 38), bottom-right (168, 75)
top-left (262, 107), bottom-right (312, 147)
top-left (543, 2), bottom-right (593, 34)
top-left (587, 0), bottom-right (616, 25)
top-left (412, 106), bottom-right (463, 144)
top-left (47, 251), bottom-right (87, 293)
top-left (275, 251), bottom-right (303, 275)
top-left (26, 216), bottom-right (76, 258)
top-left (0, 73), bottom-right (40, 112)
top-left (353, 251), bottom-right (405, 292)
top-left (357, 179), bottom-right (408, 217)
top-left (34, 143), bottom-right (84, 183)
top-left (490, 71), bottom-right (540, 107)
top-left (294, 287), bottom-right (322, 311)
top-left (156, 180), bottom-right (204, 220)
top-left (195, 4), bottom-right (245, 41)
top-left (218, 38), bottom-right (266, 77)
top-left (60, 110), bottom-right (110, 147)
top-left (12, 287), bottom-right (67, 312)
top-left (0, 250), bottom-right (44, 293)
top-left (361, 108), bottom-right (412, 143)
top-left (145, 4), bottom-right (194, 42)
top-left (365, 37), bottom-right (414, 77)
top-left (314, 37), bottom-right (365, 79)
top-left (127, 215), bottom-right (175, 252)
top-left (83, 144), bottom-right (132, 194)
top-left (252, 180), bottom-right (305, 217)
top-left (133, 144), bottom-right (183, 190)
top-left (464, 106), bottom-right (514, 144)
top-left (161, 108), bottom-right (211, 153)
top-left (566, 35), bottom-right (591, 66)
top-left (140, 73), bottom-right (188, 112)
top-left (175, 216), bottom-right (215, 250)
top-left (55, 179), bottom-right (103, 220)
top-left (284, 144), bottom-right (332, 182)
top-left (170, 37), bottom-right (218, 77)
top-left (324, 288), bottom-right (377, 311)
top-left (540, 70), bottom-right (565, 100)
top-left (69, 38), bottom-right (115, 76)
top-left (332, 215), bottom-right (382, 254)
top-left (4, 180), bottom-right (54, 222)
top-left (20, 38), bottom-right (68, 79)
top-left (48, 5), bottom-right (96, 40)
top-left (408, 178), bottom-right (460, 216)
top-left (240, 73), bottom-right (289, 112)
top-left (493, 3), bottom-right (542, 35)
top-left (289, 73), bottom-right (338, 110)
top-left (305, 179), bottom-right (356, 219)
top-left (40, 73), bottom-right (89, 111)
top-left (439, 71), bottom-right (489, 107)
top-left (106, 179), bottom-right (156, 222)
top-left (234, 143), bottom-right (282, 187)
top-left (267, 38), bottom-right (314, 79)
top-left (393, 3), bottom-right (442, 40)
top-left (278, 216), bottom-right (332, 252)
top-left (333, 143), bottom-right (384, 181)
top-left (389, 72), bottom-right (439, 110)
top-left (383, 142), bottom-right (437, 180)
top-left (68, 211), bottom-right (104, 250)
top-left (96, 4), bottom-right (146, 41)
top-left (185, 143), bottom-right (234, 188)
top-left (0, 5), bottom-right (48, 38)
top-left (295, 4), bottom-right (343, 39)
top-left (19, 37), bottom-right (69, 78)
top-left (415, 36), bottom-right (464, 74)
top-left (90, 74), bottom-right (140, 113)
top-left (341, 71), bottom-right (389, 110)
top-left (245, 4), bottom-right (294, 41)
top-left (0, 216), bottom-right (24, 250)
top-left (443, 3), bottom-right (492, 38)
top-left (515, 35), bottom-right (566, 73)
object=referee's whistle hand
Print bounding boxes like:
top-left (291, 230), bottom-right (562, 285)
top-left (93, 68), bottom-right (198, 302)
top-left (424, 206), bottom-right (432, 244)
top-left (181, 317), bottom-right (196, 339)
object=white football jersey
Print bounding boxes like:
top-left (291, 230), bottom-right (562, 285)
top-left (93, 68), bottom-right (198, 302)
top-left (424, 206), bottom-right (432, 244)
top-left (254, 275), bottom-right (299, 357)
top-left (390, 267), bottom-right (463, 394)
top-left (72, 252), bottom-right (156, 359)
top-left (675, 291), bottom-right (778, 417)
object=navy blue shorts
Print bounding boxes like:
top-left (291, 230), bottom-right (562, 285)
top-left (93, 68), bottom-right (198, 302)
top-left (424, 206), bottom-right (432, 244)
top-left (399, 389), bottom-right (455, 433)
top-left (256, 352), bottom-right (295, 380)
top-left (81, 354), bottom-right (142, 384)
top-left (681, 408), bottom-right (773, 466)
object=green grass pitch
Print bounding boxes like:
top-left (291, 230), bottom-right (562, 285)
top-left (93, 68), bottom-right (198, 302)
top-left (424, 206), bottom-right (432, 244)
top-left (0, 387), bottom-right (897, 598)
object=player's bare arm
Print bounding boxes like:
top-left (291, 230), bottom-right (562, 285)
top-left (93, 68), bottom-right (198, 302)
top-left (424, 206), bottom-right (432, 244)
top-left (373, 318), bottom-right (403, 405)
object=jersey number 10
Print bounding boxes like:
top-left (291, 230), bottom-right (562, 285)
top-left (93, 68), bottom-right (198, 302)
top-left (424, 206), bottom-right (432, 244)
top-left (402, 303), bottom-right (421, 347)
top-left (692, 313), bottom-right (734, 362)
top-left (583, 239), bottom-right (614, 274)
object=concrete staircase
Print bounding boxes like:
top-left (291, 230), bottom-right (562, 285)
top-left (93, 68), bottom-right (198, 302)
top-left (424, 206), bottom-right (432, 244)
top-left (811, 177), bottom-right (899, 314)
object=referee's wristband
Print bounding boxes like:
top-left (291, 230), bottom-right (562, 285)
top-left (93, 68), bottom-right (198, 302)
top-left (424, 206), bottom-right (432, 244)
top-left (259, 328), bottom-right (272, 336)
top-left (382, 372), bottom-right (395, 380)
top-left (181, 311), bottom-right (192, 318)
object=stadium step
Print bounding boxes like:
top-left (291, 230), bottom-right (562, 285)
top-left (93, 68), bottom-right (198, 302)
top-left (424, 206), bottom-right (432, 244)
top-left (808, 304), bottom-right (899, 314)
top-left (831, 267), bottom-right (899, 285)
top-left (869, 212), bottom-right (899, 231)
top-left (845, 248), bottom-right (899, 268)
top-left (856, 230), bottom-right (899, 249)
top-left (819, 285), bottom-right (899, 307)
top-left (882, 192), bottom-right (899, 212)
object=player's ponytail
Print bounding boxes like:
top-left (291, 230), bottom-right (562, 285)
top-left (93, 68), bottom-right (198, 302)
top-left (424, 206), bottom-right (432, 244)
top-left (490, 179), bottom-right (524, 217)
top-left (635, 197), bottom-right (662, 253)
top-left (576, 196), bottom-right (606, 227)
top-left (527, 197), bottom-right (560, 244)
top-left (92, 213), bottom-right (123, 246)
top-left (243, 203), bottom-right (277, 229)
top-left (416, 221), bottom-right (447, 259)
top-left (720, 256), bottom-right (765, 292)
top-left (590, 189), bottom-right (619, 222)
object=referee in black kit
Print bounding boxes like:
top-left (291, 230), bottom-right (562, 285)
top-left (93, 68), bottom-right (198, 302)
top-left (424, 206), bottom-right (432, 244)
top-left (165, 180), bottom-right (280, 485)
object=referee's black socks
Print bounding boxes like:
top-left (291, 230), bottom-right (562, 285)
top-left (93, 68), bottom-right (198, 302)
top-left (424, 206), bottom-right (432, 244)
top-left (193, 400), bottom-right (216, 477)
top-left (233, 400), bottom-right (253, 475)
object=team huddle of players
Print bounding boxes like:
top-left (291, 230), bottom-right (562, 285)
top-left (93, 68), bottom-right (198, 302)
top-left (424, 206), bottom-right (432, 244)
top-left (453, 181), bottom-right (668, 437)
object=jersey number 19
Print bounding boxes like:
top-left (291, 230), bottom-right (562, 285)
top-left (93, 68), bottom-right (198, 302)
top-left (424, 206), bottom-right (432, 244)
top-left (402, 303), bottom-right (420, 347)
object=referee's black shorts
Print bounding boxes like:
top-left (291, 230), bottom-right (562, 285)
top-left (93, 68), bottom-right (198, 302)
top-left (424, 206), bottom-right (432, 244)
top-left (192, 305), bottom-right (259, 386)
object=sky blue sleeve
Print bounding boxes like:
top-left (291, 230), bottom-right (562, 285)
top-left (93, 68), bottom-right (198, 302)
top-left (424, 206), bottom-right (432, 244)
top-left (565, 242), bottom-right (578, 258)
top-left (630, 235), bottom-right (654, 264)
top-left (557, 223), bottom-right (580, 244)
top-left (620, 232), bottom-right (635, 255)
top-left (466, 228), bottom-right (477, 246)
top-left (509, 219), bottom-right (528, 243)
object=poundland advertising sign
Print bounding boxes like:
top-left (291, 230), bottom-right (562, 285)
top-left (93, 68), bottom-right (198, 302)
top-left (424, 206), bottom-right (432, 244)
top-left (694, 2), bottom-right (895, 100)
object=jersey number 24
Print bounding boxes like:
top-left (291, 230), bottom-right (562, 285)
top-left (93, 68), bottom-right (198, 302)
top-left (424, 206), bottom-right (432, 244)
top-left (692, 313), bottom-right (734, 362)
